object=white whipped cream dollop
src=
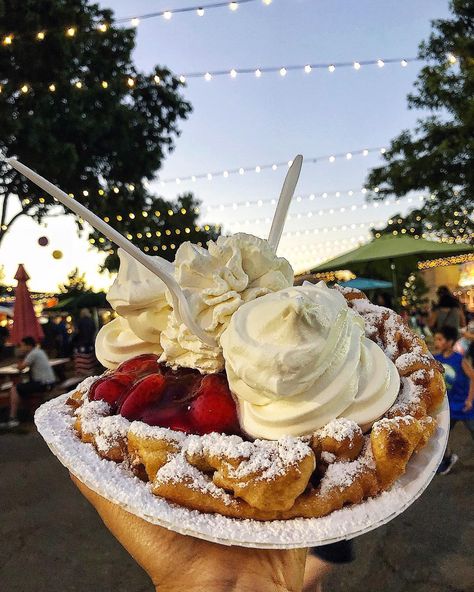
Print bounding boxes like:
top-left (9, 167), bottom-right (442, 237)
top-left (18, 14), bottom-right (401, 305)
top-left (221, 282), bottom-right (400, 439)
top-left (95, 316), bottom-right (163, 369)
top-left (160, 233), bottom-right (294, 373)
top-left (95, 249), bottom-right (172, 369)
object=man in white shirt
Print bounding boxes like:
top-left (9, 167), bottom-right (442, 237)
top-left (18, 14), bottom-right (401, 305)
top-left (1, 336), bottom-right (56, 428)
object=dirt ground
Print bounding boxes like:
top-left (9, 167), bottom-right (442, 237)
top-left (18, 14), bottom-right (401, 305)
top-left (1, 421), bottom-right (473, 592)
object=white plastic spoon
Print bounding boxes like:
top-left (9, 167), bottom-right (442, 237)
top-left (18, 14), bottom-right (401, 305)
top-left (267, 155), bottom-right (303, 253)
top-left (5, 157), bottom-right (218, 348)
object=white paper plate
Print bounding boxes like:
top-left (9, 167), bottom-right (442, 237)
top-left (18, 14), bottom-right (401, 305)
top-left (35, 393), bottom-right (448, 549)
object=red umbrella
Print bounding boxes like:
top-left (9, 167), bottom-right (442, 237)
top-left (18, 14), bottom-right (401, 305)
top-left (10, 264), bottom-right (44, 345)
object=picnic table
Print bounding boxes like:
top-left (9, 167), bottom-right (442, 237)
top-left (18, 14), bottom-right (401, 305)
top-left (0, 358), bottom-right (71, 392)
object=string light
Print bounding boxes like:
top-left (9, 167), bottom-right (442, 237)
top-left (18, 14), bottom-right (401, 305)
top-left (197, 7), bottom-right (205, 16)
top-left (205, 187), bottom-right (370, 212)
top-left (1, 57), bottom-right (420, 98)
top-left (229, 2), bottom-right (239, 11)
top-left (163, 11), bottom-right (173, 20)
top-left (418, 253), bottom-right (474, 270)
top-left (36, 31), bottom-right (45, 40)
top-left (160, 146), bottom-right (386, 184)
top-left (66, 27), bottom-right (76, 37)
top-left (226, 193), bottom-right (423, 230)
top-left (2, 35), bottom-right (13, 45)
top-left (176, 57), bottom-right (420, 81)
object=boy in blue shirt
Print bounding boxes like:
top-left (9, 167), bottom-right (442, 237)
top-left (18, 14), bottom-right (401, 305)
top-left (434, 326), bottom-right (474, 475)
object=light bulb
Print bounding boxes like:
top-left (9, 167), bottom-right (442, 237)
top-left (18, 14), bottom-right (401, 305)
top-left (346, 152), bottom-right (352, 159)
top-left (377, 59), bottom-right (384, 68)
top-left (3, 34), bottom-right (13, 45)
top-left (48, 84), bottom-right (56, 92)
top-left (329, 155), bottom-right (335, 163)
top-left (230, 69), bottom-right (237, 78)
top-left (363, 149), bottom-right (369, 156)
top-left (101, 81), bottom-right (108, 88)
top-left (98, 23), bottom-right (108, 32)
top-left (229, 2), bottom-right (239, 11)
top-left (204, 72), bottom-right (212, 81)
top-left (272, 164), bottom-right (277, 170)
top-left (131, 18), bottom-right (140, 27)
top-left (239, 168), bottom-right (244, 175)
top-left (255, 68), bottom-right (262, 78)
top-left (255, 166), bottom-right (261, 173)
top-left (75, 81), bottom-right (82, 89)
top-left (279, 67), bottom-right (287, 77)
top-left (36, 31), bottom-right (45, 41)
top-left (179, 75), bottom-right (186, 83)
top-left (353, 61), bottom-right (361, 70)
top-left (154, 75), bottom-right (161, 84)
top-left (163, 11), bottom-right (172, 20)
top-left (223, 171), bottom-right (229, 178)
top-left (66, 27), bottom-right (76, 37)
top-left (304, 64), bottom-right (312, 74)
top-left (401, 59), bottom-right (407, 67)
top-left (328, 64), bottom-right (335, 73)
top-left (127, 77), bottom-right (135, 87)
top-left (197, 7), bottom-right (204, 16)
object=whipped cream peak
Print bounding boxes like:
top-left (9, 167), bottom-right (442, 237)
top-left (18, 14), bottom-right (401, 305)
top-left (160, 233), bottom-right (294, 372)
top-left (221, 281), bottom-right (399, 439)
top-left (107, 248), bottom-right (172, 314)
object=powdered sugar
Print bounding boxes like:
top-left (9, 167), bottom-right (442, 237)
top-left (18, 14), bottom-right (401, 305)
top-left (315, 418), bottom-right (362, 442)
top-left (155, 455), bottom-right (236, 506)
top-left (129, 421), bottom-right (187, 444)
top-left (76, 375), bottom-right (101, 396)
top-left (321, 451), bottom-right (336, 464)
top-left (75, 400), bottom-right (110, 434)
top-left (94, 415), bottom-right (130, 454)
top-left (319, 442), bottom-right (375, 494)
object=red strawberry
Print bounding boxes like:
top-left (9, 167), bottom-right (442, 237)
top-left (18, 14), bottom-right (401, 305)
top-left (116, 354), bottom-right (160, 378)
top-left (188, 374), bottom-right (239, 435)
top-left (89, 373), bottom-right (136, 407)
top-left (119, 373), bottom-right (166, 421)
top-left (140, 406), bottom-right (194, 434)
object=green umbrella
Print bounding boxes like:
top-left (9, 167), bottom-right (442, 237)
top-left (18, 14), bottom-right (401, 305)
top-left (310, 235), bottom-right (474, 298)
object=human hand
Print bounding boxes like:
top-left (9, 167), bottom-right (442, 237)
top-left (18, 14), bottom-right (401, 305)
top-left (70, 474), bottom-right (307, 592)
top-left (463, 398), bottom-right (473, 413)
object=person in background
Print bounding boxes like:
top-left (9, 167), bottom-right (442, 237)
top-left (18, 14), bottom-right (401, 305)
top-left (433, 326), bottom-right (474, 475)
top-left (0, 324), bottom-right (10, 359)
top-left (429, 286), bottom-right (466, 333)
top-left (0, 336), bottom-right (56, 429)
top-left (74, 308), bottom-right (96, 349)
top-left (72, 308), bottom-right (98, 376)
top-left (54, 315), bottom-right (71, 357)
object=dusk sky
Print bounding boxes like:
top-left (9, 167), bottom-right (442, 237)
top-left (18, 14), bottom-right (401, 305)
top-left (1, 0), bottom-right (451, 291)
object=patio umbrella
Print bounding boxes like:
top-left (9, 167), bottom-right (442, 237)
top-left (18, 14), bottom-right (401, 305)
top-left (310, 235), bottom-right (474, 298)
top-left (10, 264), bottom-right (44, 345)
top-left (338, 277), bottom-right (393, 290)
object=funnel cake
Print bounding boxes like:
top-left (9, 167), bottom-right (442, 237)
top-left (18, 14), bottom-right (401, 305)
top-left (67, 285), bottom-right (444, 521)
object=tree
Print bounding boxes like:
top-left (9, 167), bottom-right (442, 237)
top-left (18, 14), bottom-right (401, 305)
top-left (58, 268), bottom-right (89, 296)
top-left (0, 0), bottom-right (218, 269)
top-left (365, 0), bottom-right (474, 243)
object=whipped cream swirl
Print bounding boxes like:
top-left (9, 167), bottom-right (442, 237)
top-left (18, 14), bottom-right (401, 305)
top-left (95, 316), bottom-right (163, 368)
top-left (160, 233), bottom-right (294, 372)
top-left (95, 249), bottom-right (171, 369)
top-left (221, 282), bottom-right (400, 439)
